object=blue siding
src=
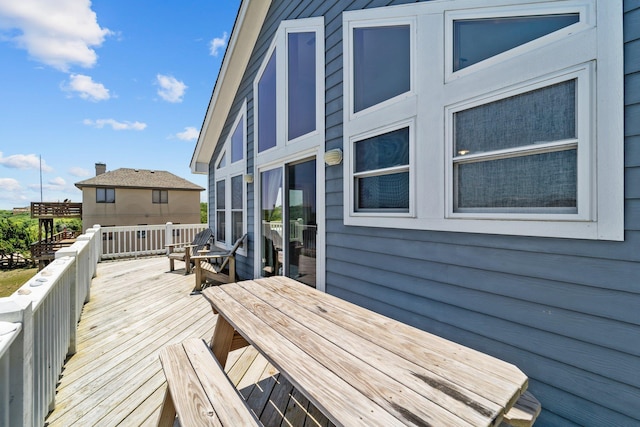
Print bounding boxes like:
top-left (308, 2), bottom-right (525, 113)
top-left (206, 0), bottom-right (640, 425)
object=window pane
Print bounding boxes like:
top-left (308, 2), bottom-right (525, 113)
top-left (288, 32), bottom-right (316, 140)
top-left (217, 213), bottom-right (226, 242)
top-left (217, 152), bottom-right (226, 169)
top-left (96, 188), bottom-right (104, 202)
top-left (456, 149), bottom-right (577, 210)
top-left (232, 211), bottom-right (243, 243)
top-left (216, 181), bottom-right (225, 209)
top-left (258, 50), bottom-right (277, 152)
top-left (354, 25), bottom-right (410, 112)
top-left (453, 14), bottom-right (579, 71)
top-left (355, 127), bottom-right (409, 173)
top-left (153, 190), bottom-right (159, 203)
top-left (231, 175), bottom-right (243, 210)
top-left (455, 80), bottom-right (575, 156)
top-left (231, 119), bottom-right (244, 163)
top-left (106, 189), bottom-right (115, 203)
top-left (357, 172), bottom-right (409, 211)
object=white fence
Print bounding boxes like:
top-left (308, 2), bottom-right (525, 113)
top-left (100, 223), bottom-right (207, 259)
top-left (0, 223), bottom-right (205, 426)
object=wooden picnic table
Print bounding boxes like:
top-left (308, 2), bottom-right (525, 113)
top-left (202, 276), bottom-right (533, 427)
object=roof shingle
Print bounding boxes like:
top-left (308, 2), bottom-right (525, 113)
top-left (74, 168), bottom-right (204, 191)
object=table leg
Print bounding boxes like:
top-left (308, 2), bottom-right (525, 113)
top-left (210, 314), bottom-right (235, 368)
top-left (156, 387), bottom-right (177, 427)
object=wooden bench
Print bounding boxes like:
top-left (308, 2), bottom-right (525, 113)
top-left (501, 391), bottom-right (541, 427)
top-left (157, 338), bottom-right (260, 427)
top-left (166, 228), bottom-right (213, 274)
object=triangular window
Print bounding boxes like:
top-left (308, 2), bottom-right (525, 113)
top-left (453, 14), bottom-right (579, 71)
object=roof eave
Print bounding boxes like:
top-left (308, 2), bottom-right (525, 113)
top-left (190, 0), bottom-right (271, 174)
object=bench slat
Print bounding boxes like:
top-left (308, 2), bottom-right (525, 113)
top-left (158, 338), bottom-right (260, 427)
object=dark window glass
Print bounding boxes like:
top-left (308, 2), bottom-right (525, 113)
top-left (231, 119), bottom-right (243, 163)
top-left (453, 14), bottom-right (579, 71)
top-left (357, 172), bottom-right (409, 210)
top-left (288, 32), bottom-right (316, 140)
top-left (353, 25), bottom-right (410, 112)
top-left (258, 51), bottom-right (277, 152)
top-left (456, 149), bottom-right (577, 210)
top-left (96, 188), bottom-right (115, 203)
top-left (355, 127), bottom-right (410, 173)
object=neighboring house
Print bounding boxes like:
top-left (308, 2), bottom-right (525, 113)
top-left (75, 163), bottom-right (204, 227)
top-left (191, 1), bottom-right (638, 425)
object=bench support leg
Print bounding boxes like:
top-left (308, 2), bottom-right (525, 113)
top-left (157, 387), bottom-right (177, 427)
top-left (211, 314), bottom-right (235, 368)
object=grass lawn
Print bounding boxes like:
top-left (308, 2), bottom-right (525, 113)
top-left (0, 267), bottom-right (38, 297)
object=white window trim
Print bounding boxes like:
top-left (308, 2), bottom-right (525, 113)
top-left (342, 0), bottom-right (623, 241)
top-left (254, 17), bottom-right (325, 166)
top-left (214, 101), bottom-right (248, 256)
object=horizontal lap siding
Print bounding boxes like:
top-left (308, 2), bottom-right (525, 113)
top-left (324, 1), bottom-right (640, 426)
top-left (212, 0), bottom-right (639, 425)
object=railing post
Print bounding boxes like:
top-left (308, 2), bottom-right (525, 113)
top-left (0, 296), bottom-right (34, 427)
top-left (93, 224), bottom-right (102, 262)
top-left (55, 250), bottom-right (79, 355)
top-left (166, 222), bottom-right (173, 254)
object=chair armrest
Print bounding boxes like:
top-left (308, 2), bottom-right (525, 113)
top-left (192, 252), bottom-right (231, 261)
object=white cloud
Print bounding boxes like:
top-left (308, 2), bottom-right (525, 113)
top-left (175, 126), bottom-right (199, 141)
top-left (0, 0), bottom-right (112, 72)
top-left (83, 118), bottom-right (147, 131)
top-left (0, 152), bottom-right (53, 171)
top-left (48, 176), bottom-right (66, 187)
top-left (209, 32), bottom-right (227, 57)
top-left (63, 73), bottom-right (110, 101)
top-left (156, 74), bottom-right (187, 103)
top-left (0, 177), bottom-right (21, 191)
top-left (68, 166), bottom-right (90, 177)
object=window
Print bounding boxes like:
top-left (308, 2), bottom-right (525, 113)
top-left (214, 102), bottom-right (247, 253)
top-left (152, 190), bottom-right (168, 204)
top-left (452, 78), bottom-right (579, 213)
top-left (343, 0), bottom-right (623, 240)
top-left (254, 17), bottom-right (324, 164)
top-left (354, 125), bottom-right (411, 212)
top-left (216, 180), bottom-right (226, 243)
top-left (353, 25), bottom-right (410, 113)
top-left (96, 187), bottom-right (115, 203)
top-left (257, 51), bottom-right (277, 153)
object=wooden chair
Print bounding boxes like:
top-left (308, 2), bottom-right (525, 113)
top-left (165, 228), bottom-right (213, 274)
top-left (191, 234), bottom-right (247, 294)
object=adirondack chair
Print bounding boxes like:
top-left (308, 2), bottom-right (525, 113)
top-left (191, 234), bottom-right (247, 294)
top-left (165, 228), bottom-right (214, 274)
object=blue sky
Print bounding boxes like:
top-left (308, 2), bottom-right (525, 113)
top-left (0, 0), bottom-right (241, 210)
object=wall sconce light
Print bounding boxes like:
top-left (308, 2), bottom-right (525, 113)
top-left (244, 173), bottom-right (254, 183)
top-left (324, 148), bottom-right (343, 166)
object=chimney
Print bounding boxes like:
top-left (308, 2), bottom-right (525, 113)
top-left (95, 162), bottom-right (106, 176)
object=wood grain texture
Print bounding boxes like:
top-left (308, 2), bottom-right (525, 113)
top-left (204, 277), bottom-right (532, 426)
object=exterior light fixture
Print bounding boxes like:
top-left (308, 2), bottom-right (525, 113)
top-left (244, 174), bottom-right (254, 183)
top-left (324, 148), bottom-right (343, 166)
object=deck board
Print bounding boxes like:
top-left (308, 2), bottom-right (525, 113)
top-left (45, 256), bottom-right (333, 427)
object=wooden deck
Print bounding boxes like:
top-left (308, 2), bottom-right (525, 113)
top-left (45, 256), bottom-right (333, 427)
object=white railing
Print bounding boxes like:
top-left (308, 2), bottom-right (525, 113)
top-left (100, 223), bottom-right (207, 260)
top-left (0, 222), bottom-right (206, 426)
top-left (0, 225), bottom-right (101, 427)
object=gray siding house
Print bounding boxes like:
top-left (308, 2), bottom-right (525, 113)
top-left (191, 1), bottom-right (639, 425)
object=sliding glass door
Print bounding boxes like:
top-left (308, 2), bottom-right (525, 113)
top-left (260, 158), bottom-right (317, 288)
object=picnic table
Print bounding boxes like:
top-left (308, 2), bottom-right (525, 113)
top-left (196, 276), bottom-right (537, 426)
